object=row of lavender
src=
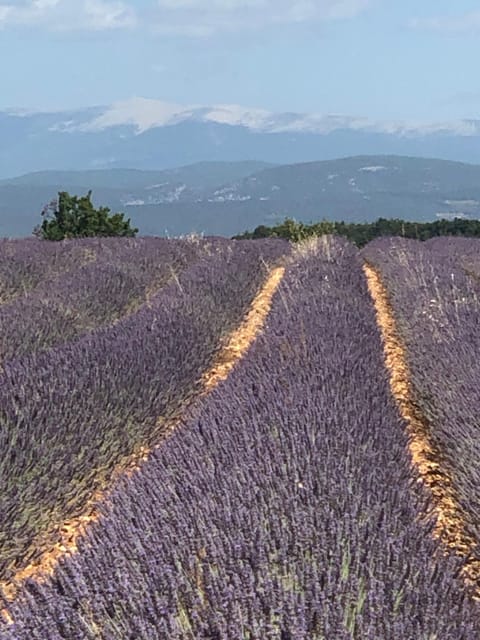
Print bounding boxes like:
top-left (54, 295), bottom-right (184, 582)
top-left (0, 237), bottom-right (288, 585)
top-left (3, 237), bottom-right (478, 638)
top-left (0, 238), bottom-right (102, 302)
top-left (0, 237), bottom-right (208, 364)
top-left (363, 237), bottom-right (480, 571)
top-left (425, 236), bottom-right (480, 280)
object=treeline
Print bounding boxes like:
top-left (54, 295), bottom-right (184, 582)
top-left (234, 217), bottom-right (480, 246)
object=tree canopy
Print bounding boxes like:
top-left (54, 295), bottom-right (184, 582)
top-left (35, 191), bottom-right (138, 240)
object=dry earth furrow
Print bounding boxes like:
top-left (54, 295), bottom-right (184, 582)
top-left (364, 262), bottom-right (480, 595)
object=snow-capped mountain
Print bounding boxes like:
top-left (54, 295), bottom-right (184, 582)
top-left (1, 97), bottom-right (480, 178)
top-left (44, 97), bottom-right (480, 137)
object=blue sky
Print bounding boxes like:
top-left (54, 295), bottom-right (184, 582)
top-left (1, 0), bottom-right (479, 122)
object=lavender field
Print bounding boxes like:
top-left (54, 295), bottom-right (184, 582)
top-left (1, 235), bottom-right (480, 638)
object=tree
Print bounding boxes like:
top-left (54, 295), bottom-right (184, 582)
top-left (35, 191), bottom-right (138, 240)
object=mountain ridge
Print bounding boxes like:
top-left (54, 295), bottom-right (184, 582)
top-left (2, 98), bottom-right (480, 179)
top-left (12, 97), bottom-right (480, 137)
top-left (1, 155), bottom-right (480, 238)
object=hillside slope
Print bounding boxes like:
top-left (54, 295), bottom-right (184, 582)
top-left (1, 156), bottom-right (480, 237)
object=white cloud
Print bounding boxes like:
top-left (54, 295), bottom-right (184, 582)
top-left (84, 0), bottom-right (136, 29)
top-left (152, 0), bottom-right (373, 36)
top-left (33, 0), bottom-right (61, 8)
top-left (0, 0), bottom-right (371, 33)
top-left (410, 10), bottom-right (480, 34)
top-left (0, 5), bottom-right (12, 24)
top-left (0, 0), bottom-right (136, 30)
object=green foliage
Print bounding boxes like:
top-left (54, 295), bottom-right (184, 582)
top-left (234, 216), bottom-right (480, 246)
top-left (35, 191), bottom-right (138, 240)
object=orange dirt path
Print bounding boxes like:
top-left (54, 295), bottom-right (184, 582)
top-left (0, 266), bottom-right (285, 623)
top-left (363, 263), bottom-right (480, 595)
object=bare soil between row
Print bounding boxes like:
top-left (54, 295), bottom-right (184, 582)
top-left (364, 263), bottom-right (480, 597)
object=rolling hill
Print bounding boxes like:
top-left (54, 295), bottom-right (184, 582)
top-left (1, 155), bottom-right (480, 237)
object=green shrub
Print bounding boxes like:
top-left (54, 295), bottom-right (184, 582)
top-left (35, 191), bottom-right (138, 240)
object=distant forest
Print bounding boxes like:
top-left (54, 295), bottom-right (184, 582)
top-left (234, 217), bottom-right (480, 246)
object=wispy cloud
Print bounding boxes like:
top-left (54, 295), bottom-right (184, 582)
top-left (151, 0), bottom-right (373, 36)
top-left (0, 0), bottom-right (371, 34)
top-left (410, 10), bottom-right (480, 34)
top-left (0, 0), bottom-right (137, 31)
top-left (84, 0), bottom-right (136, 29)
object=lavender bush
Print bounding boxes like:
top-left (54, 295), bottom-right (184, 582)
top-left (0, 236), bottom-right (201, 305)
top-left (0, 238), bottom-right (288, 584)
top-left (425, 236), bottom-right (480, 281)
top-left (2, 237), bottom-right (478, 638)
top-left (0, 238), bottom-right (96, 302)
top-left (0, 238), bottom-right (207, 364)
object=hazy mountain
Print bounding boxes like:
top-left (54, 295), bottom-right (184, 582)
top-left (0, 161), bottom-right (274, 190)
top-left (0, 161), bottom-right (273, 237)
top-left (2, 98), bottom-right (480, 179)
top-left (207, 154), bottom-right (480, 221)
top-left (1, 155), bottom-right (480, 238)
